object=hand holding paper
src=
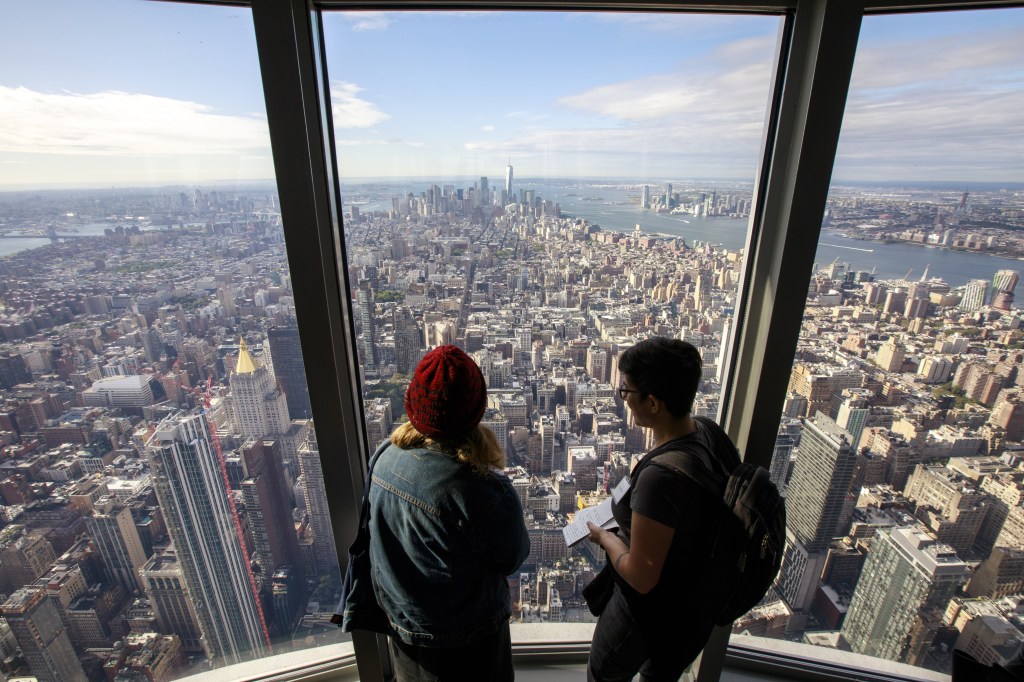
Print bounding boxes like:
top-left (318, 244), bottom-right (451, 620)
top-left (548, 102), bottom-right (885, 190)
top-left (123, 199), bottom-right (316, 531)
top-left (562, 498), bottom-right (617, 547)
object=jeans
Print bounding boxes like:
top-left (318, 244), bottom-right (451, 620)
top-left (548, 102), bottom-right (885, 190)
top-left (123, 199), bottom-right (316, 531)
top-left (588, 587), bottom-right (712, 682)
top-left (388, 620), bottom-right (513, 682)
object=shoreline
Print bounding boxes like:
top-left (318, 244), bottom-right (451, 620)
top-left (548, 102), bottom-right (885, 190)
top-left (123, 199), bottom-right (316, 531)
top-left (825, 229), bottom-right (1024, 262)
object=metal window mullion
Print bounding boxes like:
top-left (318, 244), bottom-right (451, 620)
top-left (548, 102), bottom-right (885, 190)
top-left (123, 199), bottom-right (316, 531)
top-left (704, 1), bottom-right (864, 681)
top-left (723, 0), bottom-right (864, 465)
top-left (249, 0), bottom-right (379, 678)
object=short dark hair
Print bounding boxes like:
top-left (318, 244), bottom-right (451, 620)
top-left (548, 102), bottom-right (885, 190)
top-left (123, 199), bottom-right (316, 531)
top-left (618, 337), bottom-right (702, 418)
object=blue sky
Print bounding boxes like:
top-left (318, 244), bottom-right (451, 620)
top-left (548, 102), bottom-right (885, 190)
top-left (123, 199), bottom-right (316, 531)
top-left (0, 1), bottom-right (1022, 188)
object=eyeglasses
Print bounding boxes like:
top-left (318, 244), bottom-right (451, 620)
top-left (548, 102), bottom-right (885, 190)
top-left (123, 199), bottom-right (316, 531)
top-left (618, 386), bottom-right (641, 400)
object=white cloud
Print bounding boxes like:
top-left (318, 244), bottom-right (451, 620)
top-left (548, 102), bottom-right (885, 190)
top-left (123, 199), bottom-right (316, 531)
top-left (504, 111), bottom-right (549, 122)
top-left (833, 26), bottom-right (1024, 180)
top-left (464, 120), bottom-right (763, 175)
top-left (458, 34), bottom-right (778, 177)
top-left (559, 77), bottom-right (701, 121)
top-left (557, 34), bottom-right (774, 124)
top-left (466, 24), bottom-right (1024, 182)
top-left (851, 26), bottom-right (1024, 91)
top-left (481, 125), bottom-right (495, 132)
top-left (330, 82), bottom-right (391, 129)
top-left (342, 12), bottom-right (391, 32)
top-left (0, 85), bottom-right (270, 156)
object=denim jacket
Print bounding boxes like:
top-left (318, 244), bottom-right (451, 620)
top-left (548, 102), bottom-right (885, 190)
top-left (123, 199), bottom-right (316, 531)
top-left (368, 442), bottom-right (530, 647)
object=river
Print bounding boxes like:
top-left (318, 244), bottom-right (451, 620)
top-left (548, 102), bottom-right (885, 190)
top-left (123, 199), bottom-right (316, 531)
top-left (0, 222), bottom-right (179, 258)
top-left (347, 179), bottom-right (1022, 288)
top-left (3, 182), bottom-right (1018, 290)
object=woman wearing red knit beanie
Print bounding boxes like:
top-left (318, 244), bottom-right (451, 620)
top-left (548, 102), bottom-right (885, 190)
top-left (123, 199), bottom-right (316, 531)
top-left (367, 345), bottom-right (530, 681)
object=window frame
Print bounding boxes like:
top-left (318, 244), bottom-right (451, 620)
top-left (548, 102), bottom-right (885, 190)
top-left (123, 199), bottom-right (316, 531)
top-left (241, 1), bottom-right (1024, 681)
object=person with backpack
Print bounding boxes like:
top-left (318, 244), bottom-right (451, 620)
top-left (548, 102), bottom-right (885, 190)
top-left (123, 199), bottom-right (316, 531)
top-left (586, 337), bottom-right (757, 681)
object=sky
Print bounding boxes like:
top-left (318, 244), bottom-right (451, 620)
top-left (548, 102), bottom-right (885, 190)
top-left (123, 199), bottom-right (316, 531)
top-left (0, 1), bottom-right (1022, 189)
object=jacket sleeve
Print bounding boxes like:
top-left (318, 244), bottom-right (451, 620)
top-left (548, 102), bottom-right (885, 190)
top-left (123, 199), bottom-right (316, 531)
top-left (482, 475), bottom-right (531, 575)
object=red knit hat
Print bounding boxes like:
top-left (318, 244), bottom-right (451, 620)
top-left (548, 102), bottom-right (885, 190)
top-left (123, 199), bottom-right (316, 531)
top-left (405, 345), bottom-right (487, 439)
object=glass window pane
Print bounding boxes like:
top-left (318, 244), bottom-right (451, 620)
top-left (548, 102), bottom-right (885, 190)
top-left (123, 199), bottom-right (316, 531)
top-left (324, 9), bottom-right (780, 628)
top-left (746, 7), bottom-right (1024, 675)
top-left (0, 1), bottom-right (343, 679)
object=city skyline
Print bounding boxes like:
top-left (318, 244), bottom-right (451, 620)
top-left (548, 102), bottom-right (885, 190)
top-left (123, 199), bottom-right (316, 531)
top-left (2, 151), bottom-right (1024, 678)
top-left (1, 3), bottom-right (1023, 188)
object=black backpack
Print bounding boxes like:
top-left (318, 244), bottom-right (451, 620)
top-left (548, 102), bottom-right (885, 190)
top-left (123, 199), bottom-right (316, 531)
top-left (645, 441), bottom-right (786, 627)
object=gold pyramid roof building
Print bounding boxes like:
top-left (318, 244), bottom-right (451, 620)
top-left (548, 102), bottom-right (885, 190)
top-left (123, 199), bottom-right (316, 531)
top-left (229, 338), bottom-right (288, 438)
top-left (236, 338), bottom-right (257, 375)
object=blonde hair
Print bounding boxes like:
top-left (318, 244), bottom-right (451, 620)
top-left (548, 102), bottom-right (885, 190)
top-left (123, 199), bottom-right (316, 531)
top-left (390, 421), bottom-right (506, 475)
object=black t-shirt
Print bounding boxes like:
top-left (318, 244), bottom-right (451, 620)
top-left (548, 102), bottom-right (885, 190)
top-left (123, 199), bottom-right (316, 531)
top-left (610, 417), bottom-right (742, 625)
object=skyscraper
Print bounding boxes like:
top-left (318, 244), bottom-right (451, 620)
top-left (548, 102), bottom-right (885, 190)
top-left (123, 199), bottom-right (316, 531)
top-left (85, 496), bottom-right (148, 594)
top-left (146, 412), bottom-right (270, 663)
top-left (841, 527), bottom-right (967, 666)
top-left (776, 414), bottom-right (857, 617)
top-left (769, 419), bottom-right (801, 490)
top-left (961, 278), bottom-right (990, 310)
top-left (539, 416), bottom-right (556, 476)
top-left (267, 326), bottom-right (312, 420)
top-left (586, 345), bottom-right (608, 383)
top-left (1, 587), bottom-right (87, 682)
top-left (357, 280), bottom-right (378, 365)
top-left (992, 269), bottom-right (1019, 311)
top-left (835, 392), bottom-right (870, 449)
top-left (903, 464), bottom-right (988, 559)
top-left (271, 567), bottom-right (302, 640)
top-left (505, 160), bottom-right (513, 199)
top-left (296, 430), bottom-right (339, 575)
top-left (787, 414), bottom-right (858, 551)
top-left (239, 438), bottom-right (304, 598)
top-left (993, 269), bottom-right (1019, 294)
top-left (393, 307), bottom-right (422, 375)
top-left (230, 338), bottom-right (289, 439)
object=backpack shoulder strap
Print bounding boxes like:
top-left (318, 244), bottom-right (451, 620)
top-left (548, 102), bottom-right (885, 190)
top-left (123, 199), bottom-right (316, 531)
top-left (649, 446), bottom-right (725, 494)
top-left (634, 419), bottom-right (729, 491)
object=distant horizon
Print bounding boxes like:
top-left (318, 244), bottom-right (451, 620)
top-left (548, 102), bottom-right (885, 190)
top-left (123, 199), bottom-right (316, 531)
top-left (2, 176), bottom-right (1024, 194)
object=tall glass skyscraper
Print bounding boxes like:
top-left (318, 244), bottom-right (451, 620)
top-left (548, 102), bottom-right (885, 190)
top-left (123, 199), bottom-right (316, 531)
top-left (356, 281), bottom-right (378, 365)
top-left (267, 325), bottom-right (312, 420)
top-left (146, 412), bottom-right (270, 663)
top-left (787, 414), bottom-right (858, 553)
top-left (842, 527), bottom-right (968, 665)
top-left (961, 278), bottom-right (990, 310)
top-left (776, 414), bottom-right (857, 617)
